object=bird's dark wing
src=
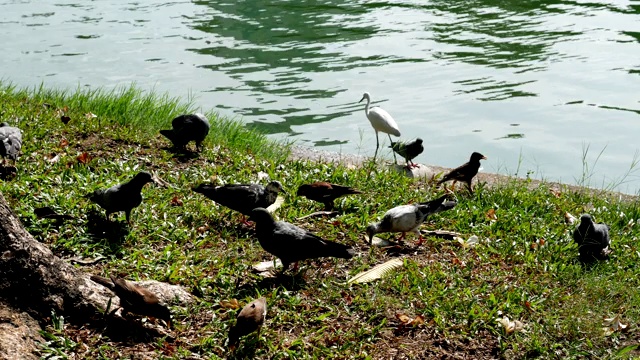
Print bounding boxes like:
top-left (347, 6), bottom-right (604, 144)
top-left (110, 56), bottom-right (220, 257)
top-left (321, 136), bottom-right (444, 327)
top-left (405, 141), bottom-right (424, 160)
top-left (326, 183), bottom-right (362, 197)
top-left (439, 162), bottom-right (472, 183)
top-left (266, 221), bottom-right (355, 262)
top-left (390, 141), bottom-right (409, 159)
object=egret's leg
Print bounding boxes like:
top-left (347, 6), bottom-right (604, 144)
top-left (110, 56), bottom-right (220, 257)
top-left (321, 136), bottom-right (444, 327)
top-left (373, 132), bottom-right (380, 161)
top-left (388, 134), bottom-right (397, 163)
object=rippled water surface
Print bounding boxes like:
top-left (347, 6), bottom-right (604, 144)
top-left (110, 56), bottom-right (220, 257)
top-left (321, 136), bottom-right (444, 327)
top-left (2, 0), bottom-right (639, 192)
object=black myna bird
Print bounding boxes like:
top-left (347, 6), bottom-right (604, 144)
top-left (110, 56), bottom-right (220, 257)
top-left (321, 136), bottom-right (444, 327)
top-left (438, 152), bottom-right (486, 193)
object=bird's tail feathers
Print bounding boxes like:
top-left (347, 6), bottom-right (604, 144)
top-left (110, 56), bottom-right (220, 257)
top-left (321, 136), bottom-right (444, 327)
top-left (90, 274), bottom-right (115, 290)
top-left (159, 129), bottom-right (175, 141)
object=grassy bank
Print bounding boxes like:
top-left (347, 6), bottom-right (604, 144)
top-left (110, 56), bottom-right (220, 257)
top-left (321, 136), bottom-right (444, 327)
top-left (1, 82), bottom-right (639, 359)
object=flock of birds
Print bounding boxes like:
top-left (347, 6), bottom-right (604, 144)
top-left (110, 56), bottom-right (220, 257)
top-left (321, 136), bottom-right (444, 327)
top-left (0, 93), bottom-right (613, 351)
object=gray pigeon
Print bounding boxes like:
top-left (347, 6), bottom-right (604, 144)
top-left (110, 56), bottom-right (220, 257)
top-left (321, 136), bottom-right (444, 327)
top-left (390, 138), bottom-right (424, 168)
top-left (192, 181), bottom-right (285, 224)
top-left (249, 207), bottom-right (355, 272)
top-left (160, 113), bottom-right (210, 152)
top-left (366, 194), bottom-right (457, 245)
top-left (0, 122), bottom-right (22, 165)
top-left (573, 214), bottom-right (611, 261)
top-left (85, 171), bottom-right (155, 223)
top-left (228, 297), bottom-right (267, 350)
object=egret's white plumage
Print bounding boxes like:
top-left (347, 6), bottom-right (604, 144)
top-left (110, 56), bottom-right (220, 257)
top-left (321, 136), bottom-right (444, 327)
top-left (359, 92), bottom-right (401, 161)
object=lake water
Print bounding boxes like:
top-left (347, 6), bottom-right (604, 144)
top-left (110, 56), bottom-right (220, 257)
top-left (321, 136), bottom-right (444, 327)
top-left (2, 0), bottom-right (639, 193)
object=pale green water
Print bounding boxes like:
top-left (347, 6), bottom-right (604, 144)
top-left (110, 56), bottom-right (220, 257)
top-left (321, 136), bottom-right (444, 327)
top-left (1, 0), bottom-right (639, 192)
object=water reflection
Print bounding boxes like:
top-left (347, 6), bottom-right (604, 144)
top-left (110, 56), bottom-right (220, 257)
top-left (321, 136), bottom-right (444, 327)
top-left (1, 0), bottom-right (640, 191)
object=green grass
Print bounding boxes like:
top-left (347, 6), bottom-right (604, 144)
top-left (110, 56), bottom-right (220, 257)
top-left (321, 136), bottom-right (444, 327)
top-left (1, 82), bottom-right (640, 359)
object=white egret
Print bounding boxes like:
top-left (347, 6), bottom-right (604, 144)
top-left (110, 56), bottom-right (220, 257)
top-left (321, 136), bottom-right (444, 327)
top-left (359, 92), bottom-right (401, 162)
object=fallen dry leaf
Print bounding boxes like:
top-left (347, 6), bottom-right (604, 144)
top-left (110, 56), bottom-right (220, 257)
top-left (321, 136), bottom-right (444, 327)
top-left (486, 208), bottom-right (497, 221)
top-left (252, 259), bottom-right (283, 273)
top-left (603, 314), bottom-right (628, 336)
top-left (85, 112), bottom-right (97, 119)
top-left (59, 139), bottom-right (69, 148)
top-left (549, 188), bottom-right (562, 198)
top-left (76, 152), bottom-right (91, 164)
top-left (196, 225), bottom-right (209, 234)
top-left (565, 212), bottom-right (577, 225)
top-left (496, 316), bottom-right (525, 334)
top-left (170, 196), bottom-right (183, 207)
top-left (45, 153), bottom-right (60, 163)
top-left (348, 258), bottom-right (404, 284)
top-left (396, 313), bottom-right (425, 327)
top-left (219, 299), bottom-right (240, 310)
top-left (456, 235), bottom-right (479, 249)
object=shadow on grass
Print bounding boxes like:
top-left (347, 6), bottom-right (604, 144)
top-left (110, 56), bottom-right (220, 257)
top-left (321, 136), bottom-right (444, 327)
top-left (85, 210), bottom-right (129, 248)
top-left (160, 144), bottom-right (202, 162)
top-left (226, 335), bottom-right (260, 360)
top-left (89, 312), bottom-right (171, 344)
top-left (237, 271), bottom-right (308, 295)
top-left (0, 165), bottom-right (17, 181)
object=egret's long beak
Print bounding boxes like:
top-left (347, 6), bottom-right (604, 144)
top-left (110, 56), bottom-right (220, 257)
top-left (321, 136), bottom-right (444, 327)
top-left (358, 96), bottom-right (366, 103)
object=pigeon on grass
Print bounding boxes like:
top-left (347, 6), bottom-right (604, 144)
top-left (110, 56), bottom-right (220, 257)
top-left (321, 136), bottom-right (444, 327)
top-left (296, 181), bottom-right (362, 211)
top-left (366, 194), bottom-right (457, 246)
top-left (438, 152), bottom-right (486, 193)
top-left (192, 181), bottom-right (285, 225)
top-left (90, 274), bottom-right (172, 328)
top-left (390, 138), bottom-right (423, 168)
top-left (228, 297), bottom-right (267, 351)
top-left (85, 171), bottom-right (155, 223)
top-left (250, 207), bottom-right (355, 273)
top-left (0, 122), bottom-right (22, 166)
top-left (573, 214), bottom-right (611, 261)
top-left (160, 113), bottom-right (210, 152)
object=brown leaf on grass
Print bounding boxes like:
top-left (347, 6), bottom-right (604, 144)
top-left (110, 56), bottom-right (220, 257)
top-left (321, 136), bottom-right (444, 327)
top-left (340, 291), bottom-right (353, 306)
top-left (530, 238), bottom-right (546, 250)
top-left (219, 299), bottom-right (240, 310)
top-left (396, 313), bottom-right (425, 327)
top-left (170, 196), bottom-right (183, 207)
top-left (76, 152), bottom-right (91, 164)
top-left (549, 188), bottom-right (562, 198)
top-left (196, 225), bottom-right (209, 234)
top-left (59, 139), bottom-right (69, 148)
top-left (486, 208), bottom-right (497, 221)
